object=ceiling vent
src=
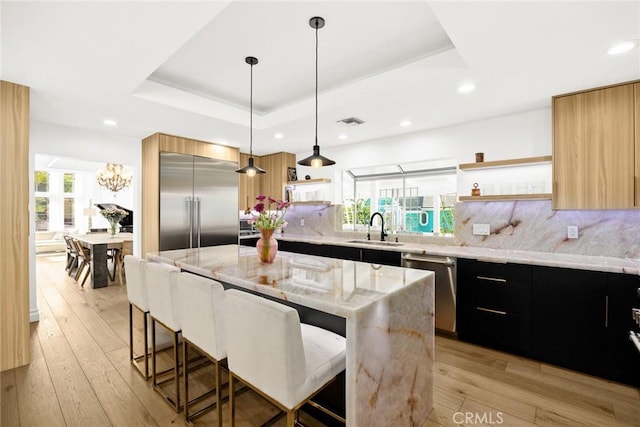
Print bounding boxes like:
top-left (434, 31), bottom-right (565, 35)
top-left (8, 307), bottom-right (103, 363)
top-left (336, 117), bottom-right (365, 127)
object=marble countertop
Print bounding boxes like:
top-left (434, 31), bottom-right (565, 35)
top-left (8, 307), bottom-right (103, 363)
top-left (147, 245), bottom-right (434, 318)
top-left (250, 233), bottom-right (640, 275)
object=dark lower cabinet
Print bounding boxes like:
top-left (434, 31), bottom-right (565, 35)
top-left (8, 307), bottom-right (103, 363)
top-left (605, 273), bottom-right (640, 386)
top-left (360, 248), bottom-right (401, 266)
top-left (458, 260), bottom-right (640, 387)
top-left (458, 307), bottom-right (530, 355)
top-left (457, 259), bottom-right (531, 355)
top-left (531, 267), bottom-right (640, 386)
top-left (239, 237), bottom-right (259, 247)
top-left (242, 238), bottom-right (401, 266)
top-left (530, 266), bottom-right (608, 377)
top-left (277, 241), bottom-right (361, 262)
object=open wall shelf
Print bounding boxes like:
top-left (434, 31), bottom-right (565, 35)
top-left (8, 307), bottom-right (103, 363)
top-left (286, 178), bottom-right (331, 186)
top-left (459, 193), bottom-right (552, 202)
top-left (459, 155), bottom-right (552, 171)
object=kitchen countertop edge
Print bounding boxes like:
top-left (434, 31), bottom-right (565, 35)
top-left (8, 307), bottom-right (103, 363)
top-left (249, 233), bottom-right (640, 276)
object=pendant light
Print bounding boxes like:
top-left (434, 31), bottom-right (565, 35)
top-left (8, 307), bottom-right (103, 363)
top-left (236, 56), bottom-right (266, 177)
top-left (297, 16), bottom-right (336, 168)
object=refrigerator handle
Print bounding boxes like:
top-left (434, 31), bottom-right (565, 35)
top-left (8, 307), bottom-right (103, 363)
top-left (187, 197), bottom-right (193, 249)
top-left (195, 197), bottom-right (201, 248)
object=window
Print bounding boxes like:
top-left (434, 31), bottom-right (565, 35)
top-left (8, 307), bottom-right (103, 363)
top-left (35, 171), bottom-right (49, 192)
top-left (63, 173), bottom-right (74, 193)
top-left (343, 161), bottom-right (457, 236)
top-left (35, 171), bottom-right (51, 231)
top-left (35, 197), bottom-right (49, 231)
top-left (35, 169), bottom-right (80, 231)
top-left (63, 173), bottom-right (75, 229)
top-left (64, 197), bottom-right (75, 228)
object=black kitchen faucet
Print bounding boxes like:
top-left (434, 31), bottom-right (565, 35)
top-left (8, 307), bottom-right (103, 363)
top-left (368, 212), bottom-right (387, 241)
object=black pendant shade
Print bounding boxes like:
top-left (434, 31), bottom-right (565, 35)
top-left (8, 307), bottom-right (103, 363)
top-left (297, 143), bottom-right (335, 167)
top-left (236, 156), bottom-right (264, 177)
top-left (236, 56), bottom-right (266, 176)
top-left (297, 16), bottom-right (335, 168)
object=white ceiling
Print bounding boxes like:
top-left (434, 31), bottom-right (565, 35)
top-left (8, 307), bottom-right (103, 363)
top-left (2, 1), bottom-right (639, 157)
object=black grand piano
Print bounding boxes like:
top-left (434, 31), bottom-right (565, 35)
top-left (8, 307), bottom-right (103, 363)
top-left (95, 203), bottom-right (134, 233)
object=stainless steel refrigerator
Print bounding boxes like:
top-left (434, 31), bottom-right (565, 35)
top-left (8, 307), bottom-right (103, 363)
top-left (160, 152), bottom-right (238, 251)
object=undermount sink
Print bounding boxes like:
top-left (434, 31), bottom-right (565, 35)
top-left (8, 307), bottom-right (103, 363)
top-left (346, 239), bottom-right (404, 247)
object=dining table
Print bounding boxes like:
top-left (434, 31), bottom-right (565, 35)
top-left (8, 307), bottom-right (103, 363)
top-left (71, 232), bottom-right (134, 288)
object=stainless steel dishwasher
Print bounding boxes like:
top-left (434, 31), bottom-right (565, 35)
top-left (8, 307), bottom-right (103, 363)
top-left (401, 253), bottom-right (457, 335)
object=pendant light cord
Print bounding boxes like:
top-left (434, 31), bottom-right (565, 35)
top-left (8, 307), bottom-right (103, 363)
top-left (314, 22), bottom-right (319, 148)
top-left (250, 62), bottom-right (253, 157)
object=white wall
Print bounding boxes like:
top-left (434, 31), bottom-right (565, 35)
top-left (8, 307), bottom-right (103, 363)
top-left (295, 108), bottom-right (552, 202)
top-left (28, 120), bottom-right (141, 321)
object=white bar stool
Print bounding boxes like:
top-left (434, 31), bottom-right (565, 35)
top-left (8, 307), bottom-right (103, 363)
top-left (224, 289), bottom-right (346, 427)
top-left (146, 262), bottom-right (183, 412)
top-left (176, 273), bottom-right (227, 426)
top-left (123, 255), bottom-right (150, 379)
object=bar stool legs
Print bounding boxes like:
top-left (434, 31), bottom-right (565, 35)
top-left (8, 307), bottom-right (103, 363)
top-left (229, 372), bottom-right (236, 427)
top-left (151, 317), bottom-right (182, 412)
top-left (128, 302), bottom-right (149, 379)
top-left (183, 338), bottom-right (225, 426)
top-left (124, 256), bottom-right (151, 380)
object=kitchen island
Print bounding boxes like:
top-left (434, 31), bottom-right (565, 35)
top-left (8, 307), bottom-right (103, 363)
top-left (148, 245), bottom-right (435, 427)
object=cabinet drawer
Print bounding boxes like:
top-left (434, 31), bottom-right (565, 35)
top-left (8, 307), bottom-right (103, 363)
top-left (458, 259), bottom-right (531, 317)
top-left (458, 258), bottom-right (531, 283)
top-left (458, 304), bottom-right (530, 355)
top-left (459, 276), bottom-right (531, 317)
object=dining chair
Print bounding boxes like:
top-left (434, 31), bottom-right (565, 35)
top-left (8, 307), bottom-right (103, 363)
top-left (63, 235), bottom-right (79, 276)
top-left (224, 289), bottom-right (346, 427)
top-left (176, 272), bottom-right (227, 426)
top-left (116, 240), bottom-right (133, 285)
top-left (71, 238), bottom-right (91, 287)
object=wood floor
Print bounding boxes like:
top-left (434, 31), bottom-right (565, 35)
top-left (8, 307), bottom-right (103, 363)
top-left (1, 254), bottom-right (639, 427)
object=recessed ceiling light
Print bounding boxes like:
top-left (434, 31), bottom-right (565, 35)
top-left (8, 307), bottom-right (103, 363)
top-left (103, 119), bottom-right (117, 126)
top-left (400, 120), bottom-right (412, 127)
top-left (274, 133), bottom-right (284, 139)
top-left (338, 134), bottom-right (348, 140)
top-left (457, 83), bottom-right (476, 93)
top-left (608, 41), bottom-right (636, 55)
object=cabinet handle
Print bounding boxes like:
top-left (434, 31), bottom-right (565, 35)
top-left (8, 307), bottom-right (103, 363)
top-left (477, 276), bottom-right (507, 283)
top-left (605, 295), bottom-right (608, 328)
top-left (476, 307), bottom-right (507, 316)
top-left (402, 254), bottom-right (454, 266)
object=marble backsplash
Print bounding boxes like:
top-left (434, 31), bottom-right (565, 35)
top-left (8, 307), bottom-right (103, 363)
top-left (282, 204), bottom-right (339, 236)
top-left (283, 201), bottom-right (640, 259)
top-left (455, 200), bottom-right (640, 258)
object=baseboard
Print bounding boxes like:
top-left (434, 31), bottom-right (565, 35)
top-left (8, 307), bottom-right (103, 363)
top-left (29, 308), bottom-right (40, 322)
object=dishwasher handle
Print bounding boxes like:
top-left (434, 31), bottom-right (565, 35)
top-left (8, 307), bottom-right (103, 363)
top-left (402, 254), bottom-right (454, 267)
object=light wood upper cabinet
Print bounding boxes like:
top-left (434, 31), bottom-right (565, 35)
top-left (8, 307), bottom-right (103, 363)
top-left (193, 140), bottom-right (239, 162)
top-left (237, 152), bottom-right (295, 210)
top-left (238, 153), bottom-right (264, 211)
top-left (260, 152), bottom-right (296, 201)
top-left (552, 81), bottom-right (637, 209)
top-left (141, 133), bottom-right (239, 255)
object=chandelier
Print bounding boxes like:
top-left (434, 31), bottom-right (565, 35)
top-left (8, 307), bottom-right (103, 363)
top-left (97, 163), bottom-right (132, 194)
